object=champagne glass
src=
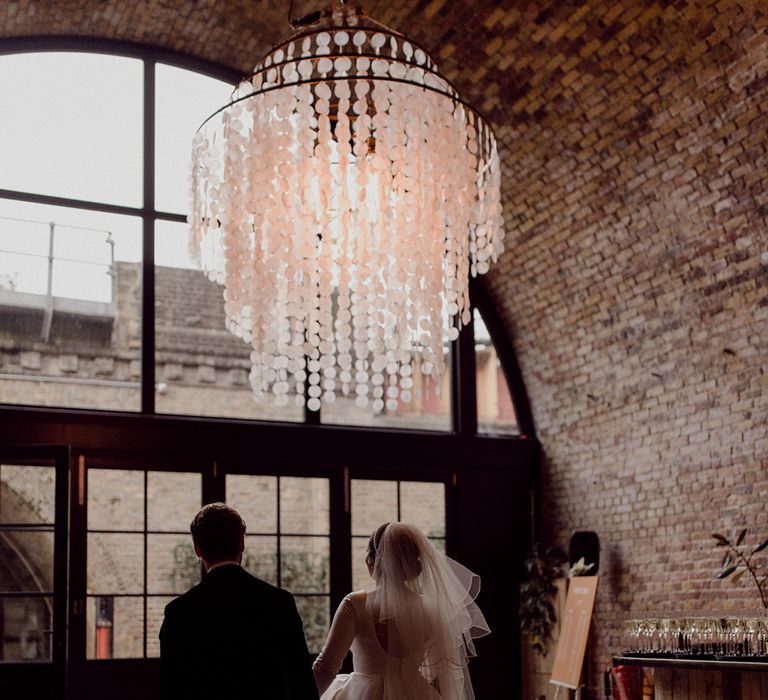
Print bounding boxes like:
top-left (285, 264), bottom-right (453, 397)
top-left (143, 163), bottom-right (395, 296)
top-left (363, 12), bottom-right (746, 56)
top-left (744, 617), bottom-right (759, 656)
top-left (668, 616), bottom-right (682, 654)
top-left (623, 614), bottom-right (639, 653)
top-left (657, 615), bottom-right (671, 654)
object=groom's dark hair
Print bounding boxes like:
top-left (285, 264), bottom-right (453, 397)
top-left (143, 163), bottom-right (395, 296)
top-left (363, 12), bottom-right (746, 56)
top-left (190, 502), bottom-right (246, 563)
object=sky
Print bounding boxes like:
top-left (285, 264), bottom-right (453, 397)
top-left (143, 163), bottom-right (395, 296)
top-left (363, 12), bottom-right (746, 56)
top-left (0, 52), bottom-right (232, 302)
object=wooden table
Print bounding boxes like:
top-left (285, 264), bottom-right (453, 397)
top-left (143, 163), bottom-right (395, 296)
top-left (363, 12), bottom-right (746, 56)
top-left (613, 655), bottom-right (768, 699)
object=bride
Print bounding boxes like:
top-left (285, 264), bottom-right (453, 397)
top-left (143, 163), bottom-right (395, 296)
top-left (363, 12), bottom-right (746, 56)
top-left (313, 522), bottom-right (490, 699)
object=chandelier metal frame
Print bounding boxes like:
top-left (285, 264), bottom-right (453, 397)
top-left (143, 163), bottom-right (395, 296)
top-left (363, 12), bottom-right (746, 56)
top-left (198, 25), bottom-right (491, 138)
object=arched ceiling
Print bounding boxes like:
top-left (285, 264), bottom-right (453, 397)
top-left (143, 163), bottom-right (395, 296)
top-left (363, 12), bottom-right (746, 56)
top-left (8, 2), bottom-right (758, 135)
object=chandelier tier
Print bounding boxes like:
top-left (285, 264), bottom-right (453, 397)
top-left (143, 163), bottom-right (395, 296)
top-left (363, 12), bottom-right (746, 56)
top-left (189, 4), bottom-right (504, 413)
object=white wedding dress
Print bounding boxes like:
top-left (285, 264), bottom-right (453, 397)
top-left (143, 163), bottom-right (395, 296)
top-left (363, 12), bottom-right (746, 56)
top-left (313, 590), bottom-right (442, 699)
top-left (313, 523), bottom-right (490, 700)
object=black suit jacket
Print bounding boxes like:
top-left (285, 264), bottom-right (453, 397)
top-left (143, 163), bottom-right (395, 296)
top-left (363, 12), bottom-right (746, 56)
top-left (159, 565), bottom-right (318, 700)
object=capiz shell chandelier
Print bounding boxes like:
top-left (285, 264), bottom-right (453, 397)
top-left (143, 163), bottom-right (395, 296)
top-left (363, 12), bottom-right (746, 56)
top-left (189, 3), bottom-right (504, 413)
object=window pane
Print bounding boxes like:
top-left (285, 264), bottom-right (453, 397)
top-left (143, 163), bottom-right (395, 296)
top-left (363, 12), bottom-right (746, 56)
top-left (296, 595), bottom-right (330, 654)
top-left (86, 596), bottom-right (144, 659)
top-left (400, 482), bottom-right (445, 538)
top-left (0, 464), bottom-right (55, 524)
top-left (155, 64), bottom-right (234, 214)
top-left (147, 534), bottom-right (199, 594)
top-left (147, 472), bottom-right (200, 532)
top-left (321, 352), bottom-right (452, 431)
top-left (113, 597), bottom-right (144, 658)
top-left (431, 538), bottom-right (446, 554)
top-left (280, 537), bottom-right (329, 593)
top-left (0, 531), bottom-right (54, 591)
top-left (351, 480), bottom-right (447, 592)
top-left (87, 533), bottom-right (144, 595)
top-left (0, 201), bottom-right (142, 411)
top-left (86, 595), bottom-right (112, 659)
top-left (0, 53), bottom-right (142, 206)
top-left (88, 469), bottom-right (144, 531)
top-left (242, 535), bottom-right (277, 585)
top-left (146, 596), bottom-right (175, 659)
top-left (280, 477), bottom-right (329, 535)
top-left (351, 536), bottom-right (372, 592)
top-left (155, 220), bottom-right (303, 422)
top-left (474, 309), bottom-right (519, 435)
top-left (0, 596), bottom-right (52, 661)
top-left (226, 475), bottom-right (277, 534)
top-left (351, 480), bottom-right (397, 536)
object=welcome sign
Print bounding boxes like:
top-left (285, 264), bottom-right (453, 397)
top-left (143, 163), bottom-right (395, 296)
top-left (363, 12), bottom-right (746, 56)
top-left (550, 576), bottom-right (599, 691)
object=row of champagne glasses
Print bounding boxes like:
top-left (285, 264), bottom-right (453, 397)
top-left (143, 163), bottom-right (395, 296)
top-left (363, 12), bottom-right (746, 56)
top-left (623, 612), bottom-right (768, 657)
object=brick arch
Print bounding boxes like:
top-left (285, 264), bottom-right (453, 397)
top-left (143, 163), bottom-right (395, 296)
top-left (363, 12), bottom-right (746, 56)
top-left (0, 482), bottom-right (53, 592)
top-left (0, 481), bottom-right (53, 661)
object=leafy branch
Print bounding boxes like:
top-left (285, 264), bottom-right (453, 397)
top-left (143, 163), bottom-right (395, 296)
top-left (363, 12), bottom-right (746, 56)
top-left (518, 543), bottom-right (567, 656)
top-left (713, 528), bottom-right (768, 609)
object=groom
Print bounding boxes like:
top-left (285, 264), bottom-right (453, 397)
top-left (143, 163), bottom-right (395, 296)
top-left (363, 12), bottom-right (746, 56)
top-left (160, 502), bottom-right (318, 699)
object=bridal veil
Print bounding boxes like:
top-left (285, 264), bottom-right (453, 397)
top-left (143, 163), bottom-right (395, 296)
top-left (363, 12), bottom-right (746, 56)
top-left (366, 522), bottom-right (490, 699)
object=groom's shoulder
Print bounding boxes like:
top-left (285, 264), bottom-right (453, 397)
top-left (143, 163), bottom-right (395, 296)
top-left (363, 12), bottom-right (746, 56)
top-left (242, 569), bottom-right (294, 602)
top-left (164, 567), bottom-right (293, 614)
top-left (164, 577), bottom-right (206, 614)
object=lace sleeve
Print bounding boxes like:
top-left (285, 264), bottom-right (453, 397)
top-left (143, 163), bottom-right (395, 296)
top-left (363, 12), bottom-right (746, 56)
top-left (312, 594), bottom-right (357, 696)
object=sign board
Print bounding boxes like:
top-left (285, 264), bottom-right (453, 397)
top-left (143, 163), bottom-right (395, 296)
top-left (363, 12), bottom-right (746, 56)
top-left (549, 575), bottom-right (598, 690)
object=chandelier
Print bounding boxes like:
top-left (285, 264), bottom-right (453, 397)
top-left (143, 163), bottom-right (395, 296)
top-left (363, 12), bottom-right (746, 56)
top-left (189, 3), bottom-right (504, 413)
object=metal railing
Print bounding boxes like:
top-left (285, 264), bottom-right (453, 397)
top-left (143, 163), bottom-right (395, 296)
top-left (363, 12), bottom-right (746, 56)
top-left (0, 216), bottom-right (116, 341)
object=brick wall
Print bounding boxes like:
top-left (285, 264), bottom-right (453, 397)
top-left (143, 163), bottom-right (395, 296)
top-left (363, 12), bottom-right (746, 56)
top-left (484, 1), bottom-right (768, 686)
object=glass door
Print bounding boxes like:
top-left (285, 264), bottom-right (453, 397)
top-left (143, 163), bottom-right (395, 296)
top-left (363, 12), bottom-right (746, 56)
top-left (349, 476), bottom-right (450, 592)
top-left (224, 472), bottom-right (332, 654)
top-left (0, 446), bottom-right (68, 700)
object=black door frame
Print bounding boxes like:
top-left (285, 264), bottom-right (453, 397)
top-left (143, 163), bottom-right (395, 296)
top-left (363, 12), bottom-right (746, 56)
top-left (61, 450), bottom-right (469, 697)
top-left (0, 444), bottom-right (70, 700)
top-left (0, 411), bottom-right (537, 699)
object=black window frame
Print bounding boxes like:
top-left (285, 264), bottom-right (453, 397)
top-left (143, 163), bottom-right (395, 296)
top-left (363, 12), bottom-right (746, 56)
top-left (0, 37), bottom-right (540, 699)
top-left (0, 36), bottom-right (535, 438)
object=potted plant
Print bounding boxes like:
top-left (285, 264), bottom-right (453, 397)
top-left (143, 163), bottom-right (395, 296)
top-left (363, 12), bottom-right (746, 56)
top-left (519, 543), bottom-right (567, 655)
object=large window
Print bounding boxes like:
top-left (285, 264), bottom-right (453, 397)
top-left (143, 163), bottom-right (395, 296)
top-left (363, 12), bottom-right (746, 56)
top-left (79, 465), bottom-right (450, 658)
top-left (0, 44), bottom-right (535, 698)
top-left (0, 49), bottom-right (521, 434)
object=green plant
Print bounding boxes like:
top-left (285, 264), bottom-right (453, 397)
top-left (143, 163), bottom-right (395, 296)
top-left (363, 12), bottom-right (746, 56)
top-left (519, 543), bottom-right (567, 655)
top-left (713, 528), bottom-right (768, 609)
